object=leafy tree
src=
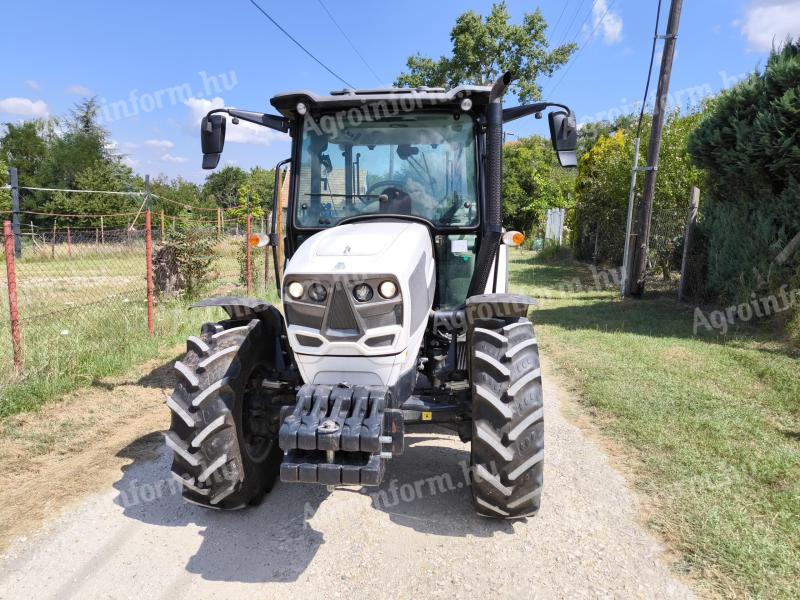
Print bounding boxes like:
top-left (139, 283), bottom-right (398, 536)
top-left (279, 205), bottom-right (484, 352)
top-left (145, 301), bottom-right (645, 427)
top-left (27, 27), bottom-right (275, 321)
top-left (43, 160), bottom-right (137, 228)
top-left (37, 98), bottom-right (116, 190)
top-left (395, 2), bottom-right (576, 103)
top-left (0, 120), bottom-right (49, 186)
top-left (202, 165), bottom-right (248, 208)
top-left (573, 111), bottom-right (704, 266)
top-left (149, 176), bottom-right (210, 217)
top-left (248, 167), bottom-right (276, 211)
top-left (503, 135), bottom-right (575, 235)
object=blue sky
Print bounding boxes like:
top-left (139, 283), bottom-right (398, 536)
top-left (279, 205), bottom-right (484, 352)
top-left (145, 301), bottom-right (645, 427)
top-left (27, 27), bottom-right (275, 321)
top-left (1, 0), bottom-right (798, 183)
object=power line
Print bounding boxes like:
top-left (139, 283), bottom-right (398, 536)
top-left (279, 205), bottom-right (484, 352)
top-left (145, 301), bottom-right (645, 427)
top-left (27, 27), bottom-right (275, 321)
top-left (636, 0), bottom-right (664, 137)
top-left (555, 0), bottom-right (589, 49)
top-left (545, 0), bottom-right (618, 98)
top-left (546, 1), bottom-right (571, 47)
top-left (246, 0), bottom-right (355, 89)
top-left (316, 0), bottom-right (382, 85)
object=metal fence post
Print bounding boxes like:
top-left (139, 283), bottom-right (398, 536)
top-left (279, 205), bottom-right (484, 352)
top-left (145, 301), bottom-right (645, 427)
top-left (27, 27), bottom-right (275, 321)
top-left (3, 221), bottom-right (23, 373)
top-left (145, 175), bottom-right (155, 336)
top-left (9, 168), bottom-right (22, 258)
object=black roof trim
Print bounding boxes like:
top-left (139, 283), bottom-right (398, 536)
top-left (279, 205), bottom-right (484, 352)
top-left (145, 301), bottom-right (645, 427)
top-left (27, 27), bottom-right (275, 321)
top-left (270, 85), bottom-right (492, 119)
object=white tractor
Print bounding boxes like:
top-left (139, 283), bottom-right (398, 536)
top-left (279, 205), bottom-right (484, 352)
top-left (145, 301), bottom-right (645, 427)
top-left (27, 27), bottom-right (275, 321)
top-left (166, 72), bottom-right (577, 518)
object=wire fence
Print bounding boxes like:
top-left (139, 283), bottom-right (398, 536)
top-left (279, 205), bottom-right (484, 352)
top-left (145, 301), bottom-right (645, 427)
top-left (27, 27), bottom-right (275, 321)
top-left (0, 185), bottom-right (280, 413)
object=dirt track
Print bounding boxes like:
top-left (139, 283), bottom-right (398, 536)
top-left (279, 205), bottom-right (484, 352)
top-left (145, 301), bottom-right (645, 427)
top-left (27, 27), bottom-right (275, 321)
top-left (0, 358), bottom-right (695, 599)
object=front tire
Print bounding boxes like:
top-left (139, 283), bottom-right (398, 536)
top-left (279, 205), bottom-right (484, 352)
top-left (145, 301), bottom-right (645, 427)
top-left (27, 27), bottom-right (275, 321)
top-left (469, 316), bottom-right (544, 518)
top-left (166, 318), bottom-right (283, 509)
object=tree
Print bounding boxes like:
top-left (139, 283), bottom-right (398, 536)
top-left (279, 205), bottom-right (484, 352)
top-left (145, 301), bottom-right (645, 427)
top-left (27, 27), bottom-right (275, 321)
top-left (202, 165), bottom-right (248, 208)
top-left (503, 135), bottom-right (575, 235)
top-left (43, 160), bottom-right (137, 228)
top-left (395, 2), bottom-right (576, 103)
top-left (0, 120), bottom-right (49, 186)
top-left (37, 98), bottom-right (116, 190)
top-left (248, 167), bottom-right (276, 211)
top-left (573, 111), bottom-right (704, 265)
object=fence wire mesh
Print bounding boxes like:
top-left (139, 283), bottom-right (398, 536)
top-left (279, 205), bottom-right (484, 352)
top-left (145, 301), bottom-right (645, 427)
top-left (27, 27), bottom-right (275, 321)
top-left (1, 210), bottom-right (279, 412)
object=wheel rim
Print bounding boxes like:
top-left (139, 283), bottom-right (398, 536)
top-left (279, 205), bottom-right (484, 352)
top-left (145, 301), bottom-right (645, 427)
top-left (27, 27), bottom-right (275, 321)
top-left (241, 365), bottom-right (279, 462)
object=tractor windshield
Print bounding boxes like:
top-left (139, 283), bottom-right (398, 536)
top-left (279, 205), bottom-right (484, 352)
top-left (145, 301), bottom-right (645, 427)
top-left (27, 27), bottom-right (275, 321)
top-left (295, 112), bottom-right (477, 228)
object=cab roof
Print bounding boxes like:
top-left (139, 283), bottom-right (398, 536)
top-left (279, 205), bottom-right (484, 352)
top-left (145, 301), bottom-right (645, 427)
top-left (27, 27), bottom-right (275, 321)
top-left (270, 85), bottom-right (492, 119)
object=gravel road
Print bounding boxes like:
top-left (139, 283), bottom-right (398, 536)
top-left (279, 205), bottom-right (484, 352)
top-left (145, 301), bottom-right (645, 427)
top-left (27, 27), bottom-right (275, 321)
top-left (0, 363), bottom-right (695, 599)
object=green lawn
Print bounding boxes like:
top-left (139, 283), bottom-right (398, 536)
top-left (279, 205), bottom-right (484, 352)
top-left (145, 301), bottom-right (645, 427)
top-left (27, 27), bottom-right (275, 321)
top-left (509, 250), bottom-right (800, 599)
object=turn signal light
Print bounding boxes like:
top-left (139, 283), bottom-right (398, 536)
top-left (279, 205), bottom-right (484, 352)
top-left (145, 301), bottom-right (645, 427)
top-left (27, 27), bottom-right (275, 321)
top-left (249, 233), bottom-right (268, 247)
top-left (502, 231), bottom-right (525, 247)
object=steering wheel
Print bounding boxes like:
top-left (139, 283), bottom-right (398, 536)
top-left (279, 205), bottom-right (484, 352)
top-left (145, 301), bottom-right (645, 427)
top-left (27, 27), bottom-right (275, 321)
top-left (365, 180), bottom-right (408, 204)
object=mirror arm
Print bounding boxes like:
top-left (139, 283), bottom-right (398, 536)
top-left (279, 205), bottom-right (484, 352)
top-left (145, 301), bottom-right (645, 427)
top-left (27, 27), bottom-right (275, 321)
top-left (206, 108), bottom-right (290, 133)
top-left (503, 102), bottom-right (572, 124)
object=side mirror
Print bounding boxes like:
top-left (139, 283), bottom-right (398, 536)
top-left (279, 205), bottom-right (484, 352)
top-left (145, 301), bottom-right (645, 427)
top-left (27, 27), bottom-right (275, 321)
top-left (201, 114), bottom-right (226, 169)
top-left (548, 111), bottom-right (578, 168)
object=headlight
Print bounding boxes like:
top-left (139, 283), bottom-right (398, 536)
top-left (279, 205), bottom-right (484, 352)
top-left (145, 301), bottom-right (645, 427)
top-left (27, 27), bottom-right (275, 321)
top-left (308, 283), bottom-right (327, 303)
top-left (352, 283), bottom-right (373, 302)
top-left (378, 280), bottom-right (397, 299)
top-left (287, 281), bottom-right (304, 299)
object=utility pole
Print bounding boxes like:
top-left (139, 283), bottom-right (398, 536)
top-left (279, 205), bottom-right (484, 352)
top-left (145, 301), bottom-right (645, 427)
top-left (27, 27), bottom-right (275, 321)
top-left (9, 168), bottom-right (22, 258)
top-left (627, 0), bottom-right (683, 297)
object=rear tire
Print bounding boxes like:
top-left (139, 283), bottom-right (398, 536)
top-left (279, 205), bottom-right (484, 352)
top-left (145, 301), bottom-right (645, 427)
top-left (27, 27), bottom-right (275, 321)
top-left (469, 316), bottom-right (543, 518)
top-left (166, 318), bottom-right (283, 509)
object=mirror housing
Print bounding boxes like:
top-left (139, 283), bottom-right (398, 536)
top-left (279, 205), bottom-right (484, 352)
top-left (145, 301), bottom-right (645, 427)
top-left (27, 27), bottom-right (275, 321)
top-left (201, 114), bottom-right (226, 169)
top-left (548, 111), bottom-right (578, 168)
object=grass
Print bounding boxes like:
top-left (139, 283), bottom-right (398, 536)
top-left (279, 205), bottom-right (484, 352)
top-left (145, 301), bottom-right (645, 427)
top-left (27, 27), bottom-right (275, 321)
top-left (0, 238), bottom-right (279, 418)
top-left (508, 249), bottom-right (800, 599)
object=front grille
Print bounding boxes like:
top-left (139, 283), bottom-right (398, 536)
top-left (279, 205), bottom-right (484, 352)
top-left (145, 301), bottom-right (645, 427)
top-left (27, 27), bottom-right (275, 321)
top-left (327, 283), bottom-right (358, 332)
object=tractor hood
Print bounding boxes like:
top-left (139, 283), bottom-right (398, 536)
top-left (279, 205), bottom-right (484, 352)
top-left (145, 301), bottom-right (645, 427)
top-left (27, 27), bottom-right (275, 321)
top-left (286, 222), bottom-right (432, 273)
top-left (312, 224), bottom-right (402, 258)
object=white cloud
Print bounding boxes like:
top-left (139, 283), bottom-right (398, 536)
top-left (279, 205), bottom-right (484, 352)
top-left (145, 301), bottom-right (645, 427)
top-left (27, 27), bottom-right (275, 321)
top-left (24, 80), bottom-right (41, 91)
top-left (0, 97), bottom-right (49, 118)
top-left (740, 0), bottom-right (800, 51)
top-left (185, 96), bottom-right (289, 145)
top-left (122, 156), bottom-right (140, 168)
top-left (144, 138), bottom-right (175, 149)
top-left (593, 0), bottom-right (624, 44)
top-left (161, 153), bottom-right (188, 164)
top-left (65, 84), bottom-right (93, 96)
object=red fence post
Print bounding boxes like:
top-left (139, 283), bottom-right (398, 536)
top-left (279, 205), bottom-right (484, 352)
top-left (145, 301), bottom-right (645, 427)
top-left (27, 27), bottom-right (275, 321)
top-left (246, 214), bottom-right (253, 294)
top-left (145, 210), bottom-right (155, 336)
top-left (3, 221), bottom-right (23, 374)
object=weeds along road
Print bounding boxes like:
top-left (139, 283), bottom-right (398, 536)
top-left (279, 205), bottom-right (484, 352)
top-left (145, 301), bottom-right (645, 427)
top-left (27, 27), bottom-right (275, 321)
top-left (0, 356), bottom-right (694, 599)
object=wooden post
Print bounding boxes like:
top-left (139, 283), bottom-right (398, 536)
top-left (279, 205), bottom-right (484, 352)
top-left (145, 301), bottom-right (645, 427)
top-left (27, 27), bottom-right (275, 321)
top-left (145, 210), bottom-right (155, 336)
top-left (67, 226), bottom-right (72, 257)
top-left (246, 214), bottom-right (253, 294)
top-left (9, 168), bottom-right (22, 258)
top-left (217, 208), bottom-right (222, 237)
top-left (51, 220), bottom-right (57, 258)
top-left (95, 228), bottom-right (99, 245)
top-left (144, 175), bottom-right (154, 336)
top-left (678, 186), bottom-right (700, 301)
top-left (160, 210), bottom-right (165, 241)
top-left (100, 215), bottom-right (105, 245)
top-left (629, 0), bottom-right (684, 297)
top-left (3, 221), bottom-right (22, 373)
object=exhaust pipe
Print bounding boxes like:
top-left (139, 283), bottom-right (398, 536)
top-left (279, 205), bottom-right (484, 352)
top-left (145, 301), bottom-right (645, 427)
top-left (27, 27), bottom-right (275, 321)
top-left (469, 71), bottom-right (513, 297)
